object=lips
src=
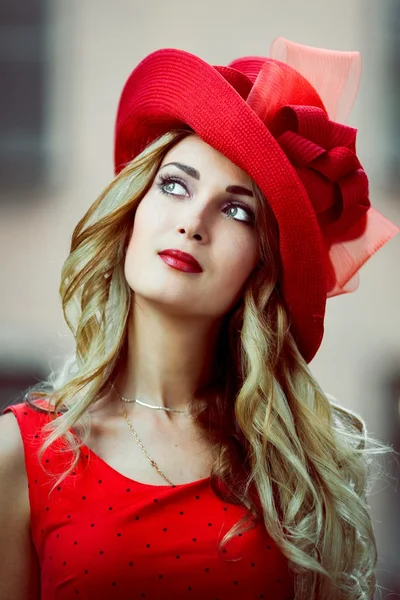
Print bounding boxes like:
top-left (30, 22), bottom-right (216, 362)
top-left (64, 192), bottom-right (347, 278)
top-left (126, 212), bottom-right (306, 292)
top-left (158, 249), bottom-right (203, 273)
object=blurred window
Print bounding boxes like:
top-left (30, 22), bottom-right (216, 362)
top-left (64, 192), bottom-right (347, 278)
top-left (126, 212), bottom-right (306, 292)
top-left (0, 0), bottom-right (47, 192)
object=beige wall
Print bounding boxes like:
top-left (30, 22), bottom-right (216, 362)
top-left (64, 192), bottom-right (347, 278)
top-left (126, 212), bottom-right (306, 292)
top-left (1, 0), bottom-right (399, 588)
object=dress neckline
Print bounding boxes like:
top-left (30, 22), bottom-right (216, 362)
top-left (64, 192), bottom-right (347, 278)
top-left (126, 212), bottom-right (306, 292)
top-left (80, 440), bottom-right (212, 490)
top-left (28, 398), bottom-right (213, 490)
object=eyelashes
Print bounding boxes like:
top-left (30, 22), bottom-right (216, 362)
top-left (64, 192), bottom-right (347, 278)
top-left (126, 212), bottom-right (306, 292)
top-left (157, 174), bottom-right (189, 197)
top-left (156, 173), bottom-right (255, 225)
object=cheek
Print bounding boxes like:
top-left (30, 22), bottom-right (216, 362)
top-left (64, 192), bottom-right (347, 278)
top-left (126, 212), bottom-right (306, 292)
top-left (215, 232), bottom-right (259, 289)
top-left (123, 195), bottom-right (171, 286)
top-left (129, 192), bottom-right (173, 245)
top-left (224, 228), bottom-right (258, 270)
top-left (126, 198), bottom-right (160, 251)
top-left (123, 205), bottom-right (152, 280)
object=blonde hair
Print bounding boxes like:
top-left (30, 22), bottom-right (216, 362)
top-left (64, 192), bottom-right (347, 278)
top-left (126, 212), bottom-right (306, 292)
top-left (25, 129), bottom-right (393, 600)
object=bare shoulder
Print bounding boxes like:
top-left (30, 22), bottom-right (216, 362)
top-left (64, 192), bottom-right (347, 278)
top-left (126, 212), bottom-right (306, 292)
top-left (0, 411), bottom-right (40, 600)
top-left (0, 410), bottom-right (29, 516)
top-left (0, 411), bottom-right (27, 473)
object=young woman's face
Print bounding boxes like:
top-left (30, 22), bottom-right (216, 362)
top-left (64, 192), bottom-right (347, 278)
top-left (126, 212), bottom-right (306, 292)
top-left (124, 134), bottom-right (259, 319)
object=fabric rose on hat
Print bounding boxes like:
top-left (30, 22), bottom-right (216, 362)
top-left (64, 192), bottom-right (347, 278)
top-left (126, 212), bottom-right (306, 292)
top-left (269, 104), bottom-right (370, 239)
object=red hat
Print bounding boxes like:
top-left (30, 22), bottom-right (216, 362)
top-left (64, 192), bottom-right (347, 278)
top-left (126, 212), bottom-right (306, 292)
top-left (114, 37), bottom-right (399, 363)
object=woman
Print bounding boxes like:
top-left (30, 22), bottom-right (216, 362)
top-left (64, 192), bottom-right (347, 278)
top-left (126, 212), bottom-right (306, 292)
top-left (0, 37), bottom-right (398, 600)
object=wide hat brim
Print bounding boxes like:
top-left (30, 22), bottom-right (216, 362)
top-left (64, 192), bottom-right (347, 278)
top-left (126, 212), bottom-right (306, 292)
top-left (114, 48), bottom-right (328, 363)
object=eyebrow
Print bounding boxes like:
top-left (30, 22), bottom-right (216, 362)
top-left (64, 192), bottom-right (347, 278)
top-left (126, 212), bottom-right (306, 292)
top-left (161, 161), bottom-right (254, 198)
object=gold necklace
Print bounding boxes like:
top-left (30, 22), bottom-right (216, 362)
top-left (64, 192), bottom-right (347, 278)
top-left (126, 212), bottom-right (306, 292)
top-left (111, 383), bottom-right (187, 485)
top-left (119, 399), bottom-right (175, 486)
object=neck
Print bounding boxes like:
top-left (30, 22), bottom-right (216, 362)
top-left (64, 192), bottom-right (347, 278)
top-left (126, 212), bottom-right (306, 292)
top-left (114, 295), bottom-right (223, 411)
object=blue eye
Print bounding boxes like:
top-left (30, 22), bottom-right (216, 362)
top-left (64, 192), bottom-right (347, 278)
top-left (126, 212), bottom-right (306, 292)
top-left (157, 175), bottom-right (188, 197)
top-left (224, 203), bottom-right (255, 224)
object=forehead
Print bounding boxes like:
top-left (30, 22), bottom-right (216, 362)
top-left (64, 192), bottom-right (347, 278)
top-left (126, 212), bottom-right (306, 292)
top-left (160, 134), bottom-right (252, 186)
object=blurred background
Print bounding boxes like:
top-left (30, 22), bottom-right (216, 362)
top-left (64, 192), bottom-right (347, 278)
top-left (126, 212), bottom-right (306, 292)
top-left (0, 0), bottom-right (399, 596)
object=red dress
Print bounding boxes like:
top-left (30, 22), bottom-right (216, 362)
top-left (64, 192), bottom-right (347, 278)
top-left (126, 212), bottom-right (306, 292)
top-left (4, 400), bottom-right (294, 600)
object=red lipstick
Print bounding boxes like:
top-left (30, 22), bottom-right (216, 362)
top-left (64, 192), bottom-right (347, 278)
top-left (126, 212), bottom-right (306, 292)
top-left (158, 249), bottom-right (203, 273)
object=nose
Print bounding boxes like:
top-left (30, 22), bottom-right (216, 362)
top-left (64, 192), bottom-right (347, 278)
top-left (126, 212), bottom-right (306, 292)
top-left (177, 226), bottom-right (202, 241)
top-left (175, 204), bottom-right (210, 242)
